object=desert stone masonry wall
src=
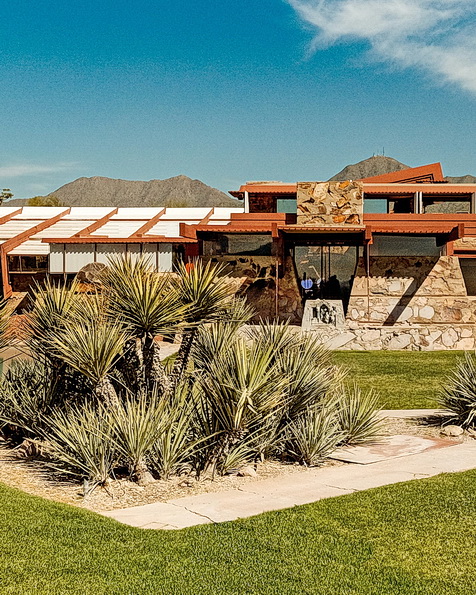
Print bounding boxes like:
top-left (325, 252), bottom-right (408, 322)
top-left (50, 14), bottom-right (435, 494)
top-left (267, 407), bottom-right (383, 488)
top-left (347, 256), bottom-right (476, 325)
top-left (307, 255), bottom-right (476, 350)
top-left (297, 181), bottom-right (363, 226)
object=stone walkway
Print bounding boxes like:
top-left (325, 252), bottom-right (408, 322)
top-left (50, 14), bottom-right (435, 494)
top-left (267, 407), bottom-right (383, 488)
top-left (103, 410), bottom-right (475, 531)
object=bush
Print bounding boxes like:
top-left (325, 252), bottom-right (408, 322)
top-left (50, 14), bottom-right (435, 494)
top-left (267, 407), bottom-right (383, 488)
top-left (439, 352), bottom-right (476, 427)
top-left (109, 392), bottom-right (165, 483)
top-left (148, 385), bottom-right (201, 479)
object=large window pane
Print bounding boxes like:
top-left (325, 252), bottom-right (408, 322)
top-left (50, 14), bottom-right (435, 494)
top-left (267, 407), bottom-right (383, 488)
top-left (277, 198), bottom-right (297, 214)
top-left (202, 233), bottom-right (272, 256)
top-left (423, 199), bottom-right (470, 214)
top-left (370, 234), bottom-right (441, 256)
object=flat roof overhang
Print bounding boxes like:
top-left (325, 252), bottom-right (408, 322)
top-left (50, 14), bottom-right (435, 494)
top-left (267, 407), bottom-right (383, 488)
top-left (41, 236), bottom-right (198, 244)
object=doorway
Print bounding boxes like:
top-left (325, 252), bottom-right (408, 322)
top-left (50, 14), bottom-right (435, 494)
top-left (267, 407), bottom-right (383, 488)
top-left (291, 243), bottom-right (359, 312)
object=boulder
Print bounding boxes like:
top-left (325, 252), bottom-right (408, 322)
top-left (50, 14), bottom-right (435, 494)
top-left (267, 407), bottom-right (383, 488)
top-left (440, 425), bottom-right (464, 437)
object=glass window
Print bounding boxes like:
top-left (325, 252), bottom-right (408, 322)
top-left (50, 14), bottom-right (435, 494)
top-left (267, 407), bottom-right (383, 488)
top-left (370, 235), bottom-right (441, 256)
top-left (364, 198), bottom-right (387, 214)
top-left (423, 198), bottom-right (470, 214)
top-left (460, 259), bottom-right (476, 296)
top-left (277, 198), bottom-right (297, 214)
top-left (202, 234), bottom-right (272, 256)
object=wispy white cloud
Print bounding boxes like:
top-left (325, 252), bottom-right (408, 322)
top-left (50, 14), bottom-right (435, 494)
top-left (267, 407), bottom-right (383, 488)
top-left (0, 163), bottom-right (77, 178)
top-left (286, 0), bottom-right (476, 93)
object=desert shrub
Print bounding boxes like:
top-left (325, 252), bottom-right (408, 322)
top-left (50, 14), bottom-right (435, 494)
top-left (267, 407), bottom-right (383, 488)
top-left (45, 403), bottom-right (117, 485)
top-left (195, 337), bottom-right (287, 474)
top-left (148, 385), bottom-right (202, 479)
top-left (439, 352), bottom-right (476, 427)
top-left (0, 360), bottom-right (55, 439)
top-left (337, 384), bottom-right (383, 444)
top-left (109, 392), bottom-right (166, 483)
top-left (285, 408), bottom-right (343, 466)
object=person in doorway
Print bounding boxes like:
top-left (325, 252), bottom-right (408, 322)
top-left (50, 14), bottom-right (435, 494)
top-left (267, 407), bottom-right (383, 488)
top-left (300, 273), bottom-right (313, 301)
top-left (326, 275), bottom-right (341, 299)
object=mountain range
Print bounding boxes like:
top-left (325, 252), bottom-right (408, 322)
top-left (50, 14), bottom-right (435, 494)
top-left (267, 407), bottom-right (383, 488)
top-left (6, 157), bottom-right (476, 208)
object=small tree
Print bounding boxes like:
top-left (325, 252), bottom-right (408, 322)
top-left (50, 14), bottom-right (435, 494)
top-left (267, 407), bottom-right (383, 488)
top-left (0, 189), bottom-right (13, 205)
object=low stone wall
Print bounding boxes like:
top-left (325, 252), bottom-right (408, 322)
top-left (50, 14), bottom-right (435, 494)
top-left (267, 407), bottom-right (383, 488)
top-left (307, 324), bottom-right (476, 351)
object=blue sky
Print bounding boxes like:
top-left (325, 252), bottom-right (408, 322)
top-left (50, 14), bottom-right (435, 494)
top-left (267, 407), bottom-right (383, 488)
top-left (1, 0), bottom-right (475, 198)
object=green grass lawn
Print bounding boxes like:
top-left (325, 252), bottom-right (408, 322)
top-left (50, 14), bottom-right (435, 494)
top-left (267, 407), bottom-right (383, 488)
top-left (1, 471), bottom-right (476, 594)
top-left (333, 350), bottom-right (464, 410)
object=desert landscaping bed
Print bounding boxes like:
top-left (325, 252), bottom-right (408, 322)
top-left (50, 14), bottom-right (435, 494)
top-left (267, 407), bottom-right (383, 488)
top-left (0, 414), bottom-right (469, 512)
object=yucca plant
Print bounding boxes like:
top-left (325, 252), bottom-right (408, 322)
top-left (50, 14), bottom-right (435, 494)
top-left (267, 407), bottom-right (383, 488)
top-left (47, 300), bottom-right (127, 407)
top-left (274, 332), bottom-right (340, 422)
top-left (336, 384), bottom-right (383, 444)
top-left (170, 259), bottom-right (232, 388)
top-left (148, 384), bottom-right (203, 479)
top-left (0, 359), bottom-right (54, 439)
top-left (192, 321), bottom-right (240, 371)
top-left (105, 254), bottom-right (185, 393)
top-left (45, 402), bottom-right (117, 487)
top-left (21, 278), bottom-right (81, 361)
top-left (285, 408), bottom-right (343, 466)
top-left (109, 392), bottom-right (166, 484)
top-left (439, 352), bottom-right (476, 427)
top-left (197, 338), bottom-right (287, 474)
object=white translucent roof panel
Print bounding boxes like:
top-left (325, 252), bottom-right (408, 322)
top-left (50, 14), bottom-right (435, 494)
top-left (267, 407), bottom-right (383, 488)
top-left (32, 220), bottom-right (93, 238)
top-left (9, 240), bottom-right (50, 255)
top-left (160, 208), bottom-right (212, 220)
top-left (146, 221), bottom-right (183, 237)
top-left (63, 207), bottom-right (116, 220)
top-left (0, 220), bottom-right (44, 239)
top-left (0, 207), bottom-right (24, 216)
top-left (91, 220), bottom-right (146, 238)
top-left (113, 208), bottom-right (164, 220)
top-left (14, 207), bottom-right (66, 219)
top-left (209, 207), bottom-right (244, 220)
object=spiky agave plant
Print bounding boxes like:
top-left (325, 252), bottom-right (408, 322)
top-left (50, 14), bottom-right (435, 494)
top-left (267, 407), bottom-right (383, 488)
top-left (148, 383), bottom-right (205, 479)
top-left (336, 384), bottom-right (383, 444)
top-left (285, 408), bottom-right (343, 466)
top-left (109, 391), bottom-right (166, 485)
top-left (196, 337), bottom-right (287, 474)
top-left (45, 401), bottom-right (117, 487)
top-left (21, 277), bottom-right (81, 361)
top-left (439, 352), bottom-right (476, 427)
top-left (0, 359), bottom-right (54, 439)
top-left (47, 295), bottom-right (128, 407)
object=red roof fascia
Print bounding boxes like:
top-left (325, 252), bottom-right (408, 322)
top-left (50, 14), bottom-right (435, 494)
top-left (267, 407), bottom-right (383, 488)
top-left (360, 163), bottom-right (444, 183)
top-left (363, 183), bottom-right (476, 195)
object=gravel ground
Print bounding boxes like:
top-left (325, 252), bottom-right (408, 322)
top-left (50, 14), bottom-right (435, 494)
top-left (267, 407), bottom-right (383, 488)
top-left (0, 414), bottom-right (471, 513)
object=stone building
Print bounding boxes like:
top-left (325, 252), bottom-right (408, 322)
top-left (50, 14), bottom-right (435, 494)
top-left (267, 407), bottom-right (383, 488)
top-left (1, 162), bottom-right (476, 350)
